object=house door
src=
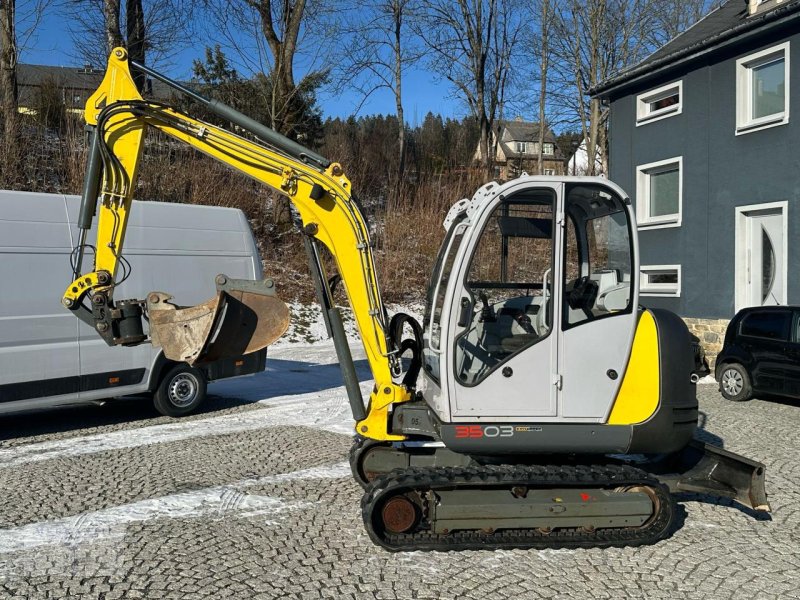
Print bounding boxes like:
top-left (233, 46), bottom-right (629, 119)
top-left (738, 206), bottom-right (786, 309)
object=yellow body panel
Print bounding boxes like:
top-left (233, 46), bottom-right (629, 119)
top-left (63, 49), bottom-right (409, 441)
top-left (607, 310), bottom-right (661, 425)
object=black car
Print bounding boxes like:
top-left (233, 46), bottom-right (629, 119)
top-left (715, 306), bottom-right (800, 402)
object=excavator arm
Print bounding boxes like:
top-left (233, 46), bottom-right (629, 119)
top-left (62, 48), bottom-right (412, 441)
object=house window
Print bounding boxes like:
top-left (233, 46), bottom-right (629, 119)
top-left (516, 142), bottom-right (527, 154)
top-left (640, 265), bottom-right (681, 297)
top-left (543, 142), bottom-right (554, 155)
top-left (736, 42), bottom-right (789, 134)
top-left (636, 81), bottom-right (682, 125)
top-left (635, 157), bottom-right (682, 228)
top-left (544, 169), bottom-right (555, 175)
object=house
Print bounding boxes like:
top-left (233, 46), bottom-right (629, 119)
top-left (17, 63), bottom-right (171, 116)
top-left (566, 138), bottom-right (605, 177)
top-left (476, 118), bottom-right (566, 179)
top-left (592, 0), bottom-right (800, 366)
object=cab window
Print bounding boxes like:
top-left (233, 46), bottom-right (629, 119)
top-left (454, 190), bottom-right (555, 386)
top-left (562, 184), bottom-right (633, 329)
top-left (423, 214), bottom-right (468, 382)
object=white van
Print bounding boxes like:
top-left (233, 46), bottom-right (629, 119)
top-left (0, 190), bottom-right (268, 417)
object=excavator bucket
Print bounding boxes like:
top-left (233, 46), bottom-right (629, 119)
top-left (146, 275), bottom-right (290, 365)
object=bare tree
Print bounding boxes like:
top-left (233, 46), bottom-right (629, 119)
top-left (102, 0), bottom-right (122, 51)
top-left (416, 0), bottom-right (524, 176)
top-left (548, 0), bottom-right (651, 175)
top-left (337, 0), bottom-right (420, 183)
top-left (536, 0), bottom-right (551, 175)
top-left (649, 0), bottom-right (721, 47)
top-left (125, 0), bottom-right (145, 88)
top-left (68, 0), bottom-right (194, 72)
top-left (202, 0), bottom-right (332, 225)
top-left (548, 0), bottom-right (717, 176)
top-left (203, 0), bottom-right (332, 140)
top-left (0, 0), bottom-right (17, 137)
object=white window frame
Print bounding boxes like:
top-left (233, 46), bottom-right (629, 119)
top-left (516, 141), bottom-right (527, 154)
top-left (635, 156), bottom-right (683, 229)
top-left (736, 41), bottom-right (790, 135)
top-left (640, 265), bottom-right (681, 297)
top-left (636, 80), bottom-right (683, 126)
top-left (543, 142), bottom-right (554, 155)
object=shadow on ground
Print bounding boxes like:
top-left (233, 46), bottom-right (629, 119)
top-left (0, 357), bottom-right (371, 442)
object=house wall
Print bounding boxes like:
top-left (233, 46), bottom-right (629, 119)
top-left (609, 27), bottom-right (800, 327)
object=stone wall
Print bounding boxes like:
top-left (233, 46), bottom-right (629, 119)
top-left (683, 317), bottom-right (730, 372)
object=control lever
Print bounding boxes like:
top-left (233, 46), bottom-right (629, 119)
top-left (458, 297), bottom-right (472, 327)
top-left (478, 292), bottom-right (496, 323)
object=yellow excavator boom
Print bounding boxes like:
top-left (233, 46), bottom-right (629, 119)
top-left (62, 48), bottom-right (411, 441)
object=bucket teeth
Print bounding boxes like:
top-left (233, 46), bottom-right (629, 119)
top-left (146, 275), bottom-right (289, 365)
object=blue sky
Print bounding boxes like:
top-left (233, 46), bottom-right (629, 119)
top-left (18, 5), bottom-right (463, 122)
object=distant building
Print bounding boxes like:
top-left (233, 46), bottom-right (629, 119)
top-left (475, 118), bottom-right (566, 179)
top-left (566, 138), bottom-right (605, 177)
top-left (593, 0), bottom-right (800, 366)
top-left (17, 63), bottom-right (171, 116)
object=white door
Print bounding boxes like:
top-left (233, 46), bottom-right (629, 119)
top-left (739, 206), bottom-right (786, 309)
top-left (449, 186), bottom-right (560, 419)
top-left (558, 184), bottom-right (638, 420)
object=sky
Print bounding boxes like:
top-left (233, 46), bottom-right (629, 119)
top-left (17, 3), bottom-right (464, 123)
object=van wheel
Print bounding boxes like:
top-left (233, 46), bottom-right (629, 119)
top-left (718, 363), bottom-right (752, 402)
top-left (153, 364), bottom-right (207, 417)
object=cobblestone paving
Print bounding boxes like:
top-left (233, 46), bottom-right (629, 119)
top-left (0, 361), bottom-right (798, 599)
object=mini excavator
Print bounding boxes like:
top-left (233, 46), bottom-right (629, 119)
top-left (64, 49), bottom-right (770, 551)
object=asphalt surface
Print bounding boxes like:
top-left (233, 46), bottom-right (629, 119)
top-left (0, 348), bottom-right (798, 600)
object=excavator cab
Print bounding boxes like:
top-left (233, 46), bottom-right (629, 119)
top-left (423, 178), bottom-right (640, 427)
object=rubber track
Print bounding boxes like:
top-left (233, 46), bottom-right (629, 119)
top-left (361, 464), bottom-right (676, 552)
top-left (349, 435), bottom-right (390, 489)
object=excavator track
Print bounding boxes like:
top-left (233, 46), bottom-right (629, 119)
top-left (362, 464), bottom-right (675, 552)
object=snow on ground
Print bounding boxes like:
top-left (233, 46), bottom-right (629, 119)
top-left (0, 353), bottom-right (363, 468)
top-left (0, 302), bottom-right (423, 468)
top-left (0, 463), bottom-right (350, 554)
top-left (275, 302), bottom-right (424, 346)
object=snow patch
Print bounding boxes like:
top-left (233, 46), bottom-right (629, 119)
top-left (0, 462), bottom-right (350, 554)
top-left (0, 341), bottom-right (378, 467)
top-left (275, 302), bottom-right (424, 346)
top-left (0, 387), bottom-right (362, 468)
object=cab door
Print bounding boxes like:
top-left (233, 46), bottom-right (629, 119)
top-left (448, 185), bottom-right (560, 419)
top-left (558, 183), bottom-right (638, 420)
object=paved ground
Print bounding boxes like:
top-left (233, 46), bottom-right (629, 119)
top-left (0, 343), bottom-right (798, 599)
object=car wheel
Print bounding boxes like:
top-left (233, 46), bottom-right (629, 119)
top-left (153, 364), bottom-right (207, 417)
top-left (718, 363), bottom-right (752, 402)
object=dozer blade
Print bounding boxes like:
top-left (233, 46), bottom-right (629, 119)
top-left (653, 439), bottom-right (770, 513)
top-left (146, 275), bottom-right (290, 365)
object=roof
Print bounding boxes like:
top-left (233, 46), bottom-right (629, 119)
top-left (498, 120), bottom-right (557, 143)
top-left (17, 63), bottom-right (173, 107)
top-left (493, 120), bottom-right (563, 160)
top-left (593, 0), bottom-right (800, 98)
